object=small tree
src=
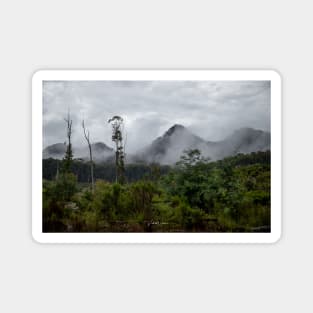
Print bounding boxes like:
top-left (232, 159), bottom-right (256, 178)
top-left (176, 149), bottom-right (203, 168)
top-left (82, 120), bottom-right (94, 193)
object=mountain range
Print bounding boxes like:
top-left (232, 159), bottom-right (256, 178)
top-left (42, 142), bottom-right (114, 161)
top-left (43, 125), bottom-right (270, 165)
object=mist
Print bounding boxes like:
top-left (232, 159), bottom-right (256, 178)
top-left (43, 80), bottom-right (270, 154)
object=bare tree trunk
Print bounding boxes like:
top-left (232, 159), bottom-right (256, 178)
top-left (82, 120), bottom-right (94, 193)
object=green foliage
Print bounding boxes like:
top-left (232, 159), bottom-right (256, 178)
top-left (62, 143), bottom-right (74, 173)
top-left (176, 148), bottom-right (209, 168)
top-left (43, 159), bottom-right (171, 182)
top-left (42, 176), bottom-right (78, 232)
top-left (42, 150), bottom-right (271, 233)
top-left (92, 181), bottom-right (116, 221)
top-left (162, 149), bottom-right (271, 231)
top-left (55, 173), bottom-right (77, 201)
top-left (129, 181), bottom-right (158, 222)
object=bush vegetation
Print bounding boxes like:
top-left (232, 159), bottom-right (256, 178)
top-left (42, 150), bottom-right (270, 233)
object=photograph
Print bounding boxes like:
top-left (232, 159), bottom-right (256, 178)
top-left (32, 70), bottom-right (281, 243)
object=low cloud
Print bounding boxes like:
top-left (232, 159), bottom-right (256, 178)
top-left (43, 80), bottom-right (270, 153)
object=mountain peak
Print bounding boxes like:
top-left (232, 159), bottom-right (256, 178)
top-left (140, 126), bottom-right (270, 165)
top-left (165, 124), bottom-right (186, 136)
top-left (140, 124), bottom-right (207, 164)
top-left (92, 142), bottom-right (113, 151)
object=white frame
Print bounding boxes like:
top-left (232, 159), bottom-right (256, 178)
top-left (32, 70), bottom-right (282, 244)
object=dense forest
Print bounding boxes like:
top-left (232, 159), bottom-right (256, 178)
top-left (43, 158), bottom-right (171, 183)
top-left (43, 149), bottom-right (271, 233)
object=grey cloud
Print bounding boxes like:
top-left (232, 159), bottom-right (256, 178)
top-left (43, 80), bottom-right (270, 153)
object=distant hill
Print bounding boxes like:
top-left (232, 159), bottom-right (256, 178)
top-left (43, 142), bottom-right (114, 162)
top-left (43, 143), bottom-right (67, 159)
top-left (217, 127), bottom-right (270, 159)
top-left (137, 124), bottom-right (210, 164)
top-left (43, 125), bottom-right (270, 165)
top-left (138, 125), bottom-right (270, 164)
top-left (89, 142), bottom-right (114, 162)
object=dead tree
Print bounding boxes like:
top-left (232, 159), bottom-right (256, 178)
top-left (62, 112), bottom-right (73, 173)
top-left (108, 116), bottom-right (125, 184)
top-left (82, 120), bottom-right (94, 192)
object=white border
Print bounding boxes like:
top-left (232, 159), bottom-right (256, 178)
top-left (32, 70), bottom-right (282, 244)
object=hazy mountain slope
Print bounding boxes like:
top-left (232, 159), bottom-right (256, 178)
top-left (43, 142), bottom-right (114, 162)
top-left (139, 125), bottom-right (270, 164)
top-left (43, 126), bottom-right (270, 165)
top-left (138, 124), bottom-right (210, 164)
top-left (217, 127), bottom-right (270, 159)
top-left (89, 142), bottom-right (114, 162)
top-left (43, 143), bottom-right (67, 159)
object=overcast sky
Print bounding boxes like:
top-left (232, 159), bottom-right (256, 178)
top-left (43, 80), bottom-right (270, 153)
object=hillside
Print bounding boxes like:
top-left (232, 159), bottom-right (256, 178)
top-left (43, 125), bottom-right (270, 165)
top-left (43, 142), bottom-right (114, 162)
top-left (139, 125), bottom-right (270, 164)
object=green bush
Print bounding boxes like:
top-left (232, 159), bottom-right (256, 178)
top-left (42, 150), bottom-right (271, 232)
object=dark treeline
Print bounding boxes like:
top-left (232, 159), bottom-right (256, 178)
top-left (43, 158), bottom-right (171, 183)
top-left (43, 150), bottom-right (270, 233)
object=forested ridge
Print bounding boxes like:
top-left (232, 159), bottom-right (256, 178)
top-left (43, 158), bottom-right (171, 183)
top-left (43, 150), bottom-right (270, 233)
